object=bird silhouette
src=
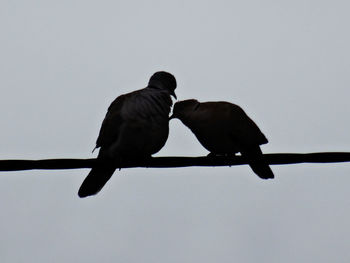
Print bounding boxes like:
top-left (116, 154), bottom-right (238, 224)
top-left (78, 71), bottom-right (177, 197)
top-left (170, 99), bottom-right (274, 179)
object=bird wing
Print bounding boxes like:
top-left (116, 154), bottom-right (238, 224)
top-left (226, 103), bottom-right (268, 147)
top-left (95, 94), bottom-right (128, 149)
top-left (95, 88), bottom-right (172, 149)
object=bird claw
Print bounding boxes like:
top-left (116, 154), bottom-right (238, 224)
top-left (92, 146), bottom-right (97, 153)
top-left (207, 152), bottom-right (237, 158)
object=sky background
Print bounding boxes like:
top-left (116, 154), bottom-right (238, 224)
top-left (1, 0), bottom-right (350, 262)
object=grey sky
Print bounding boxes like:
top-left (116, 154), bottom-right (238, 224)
top-left (1, 0), bottom-right (350, 262)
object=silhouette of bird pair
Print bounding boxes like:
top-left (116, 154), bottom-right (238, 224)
top-left (78, 71), bottom-right (273, 198)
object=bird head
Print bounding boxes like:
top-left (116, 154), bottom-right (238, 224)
top-left (148, 71), bottom-right (177, 99)
top-left (170, 99), bottom-right (200, 120)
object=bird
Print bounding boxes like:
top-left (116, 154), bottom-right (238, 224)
top-left (78, 71), bottom-right (177, 197)
top-left (170, 99), bottom-right (274, 179)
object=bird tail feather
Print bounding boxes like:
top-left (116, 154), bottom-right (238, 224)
top-left (78, 164), bottom-right (116, 198)
top-left (241, 146), bottom-right (274, 179)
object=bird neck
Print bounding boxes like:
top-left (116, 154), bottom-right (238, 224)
top-left (148, 80), bottom-right (165, 90)
top-left (178, 111), bottom-right (197, 128)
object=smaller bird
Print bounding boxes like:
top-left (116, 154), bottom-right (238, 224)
top-left (170, 99), bottom-right (274, 179)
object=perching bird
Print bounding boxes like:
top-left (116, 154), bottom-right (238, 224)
top-left (78, 71), bottom-right (177, 197)
top-left (170, 99), bottom-right (274, 179)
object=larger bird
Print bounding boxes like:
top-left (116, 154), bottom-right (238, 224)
top-left (170, 99), bottom-right (274, 179)
top-left (78, 71), bottom-right (177, 197)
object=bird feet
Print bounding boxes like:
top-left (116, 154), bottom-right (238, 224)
top-left (207, 152), bottom-right (237, 158)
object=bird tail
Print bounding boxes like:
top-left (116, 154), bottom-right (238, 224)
top-left (241, 146), bottom-right (274, 179)
top-left (78, 164), bottom-right (116, 198)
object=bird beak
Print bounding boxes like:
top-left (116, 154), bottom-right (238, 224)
top-left (170, 90), bottom-right (177, 100)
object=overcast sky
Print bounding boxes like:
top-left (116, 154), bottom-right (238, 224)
top-left (1, 0), bottom-right (350, 262)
